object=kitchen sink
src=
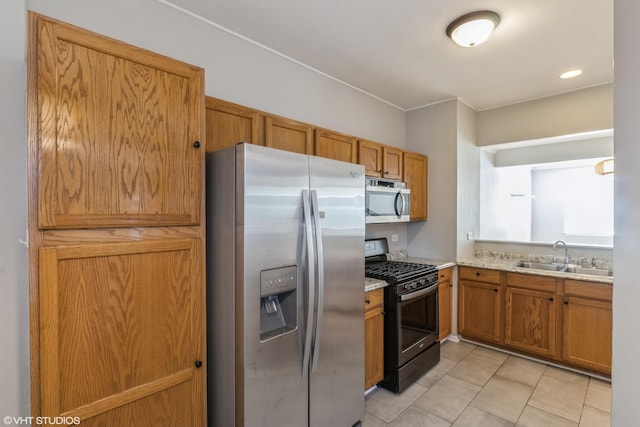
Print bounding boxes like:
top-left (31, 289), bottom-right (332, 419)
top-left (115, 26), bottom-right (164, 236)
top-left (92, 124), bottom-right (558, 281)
top-left (562, 265), bottom-right (614, 277)
top-left (515, 261), bottom-right (613, 277)
top-left (515, 261), bottom-right (565, 271)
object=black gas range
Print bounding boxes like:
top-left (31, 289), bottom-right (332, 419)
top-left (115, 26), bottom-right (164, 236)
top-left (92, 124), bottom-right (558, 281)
top-left (365, 238), bottom-right (441, 394)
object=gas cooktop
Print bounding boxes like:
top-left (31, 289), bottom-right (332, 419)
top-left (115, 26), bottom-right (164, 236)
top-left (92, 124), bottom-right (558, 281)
top-left (365, 260), bottom-right (437, 284)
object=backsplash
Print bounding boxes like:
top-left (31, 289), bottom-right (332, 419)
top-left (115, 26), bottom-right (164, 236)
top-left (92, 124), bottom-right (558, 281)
top-left (474, 248), bottom-right (613, 270)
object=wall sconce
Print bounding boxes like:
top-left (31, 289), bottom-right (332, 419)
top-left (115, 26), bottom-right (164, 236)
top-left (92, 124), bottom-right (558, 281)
top-left (594, 158), bottom-right (614, 175)
top-left (446, 10), bottom-right (500, 47)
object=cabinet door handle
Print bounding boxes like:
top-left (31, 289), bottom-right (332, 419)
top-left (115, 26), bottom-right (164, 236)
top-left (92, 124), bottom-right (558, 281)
top-left (564, 300), bottom-right (569, 305)
top-left (549, 297), bottom-right (554, 302)
top-left (493, 288), bottom-right (498, 293)
top-left (476, 272), bottom-right (480, 277)
top-left (365, 299), bottom-right (371, 304)
top-left (194, 360), bottom-right (203, 368)
top-left (193, 140), bottom-right (201, 148)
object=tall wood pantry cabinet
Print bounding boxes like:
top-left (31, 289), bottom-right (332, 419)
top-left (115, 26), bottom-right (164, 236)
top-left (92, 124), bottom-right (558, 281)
top-left (28, 13), bottom-right (206, 426)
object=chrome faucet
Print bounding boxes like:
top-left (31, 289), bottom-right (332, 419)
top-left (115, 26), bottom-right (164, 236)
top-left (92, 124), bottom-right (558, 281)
top-left (553, 240), bottom-right (569, 265)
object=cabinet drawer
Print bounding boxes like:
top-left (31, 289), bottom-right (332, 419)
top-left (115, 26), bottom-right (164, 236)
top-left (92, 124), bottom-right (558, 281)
top-left (564, 280), bottom-right (612, 302)
top-left (506, 272), bottom-right (557, 293)
top-left (459, 266), bottom-right (501, 284)
top-left (438, 267), bottom-right (453, 283)
top-left (365, 288), bottom-right (384, 311)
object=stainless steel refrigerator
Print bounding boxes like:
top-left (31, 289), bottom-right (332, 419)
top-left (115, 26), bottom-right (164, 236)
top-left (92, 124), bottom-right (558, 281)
top-left (206, 143), bottom-right (365, 427)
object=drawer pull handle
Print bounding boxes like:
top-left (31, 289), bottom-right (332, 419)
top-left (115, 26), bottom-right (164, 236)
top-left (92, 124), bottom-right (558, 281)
top-left (365, 299), bottom-right (371, 304)
top-left (494, 288), bottom-right (498, 293)
top-left (549, 297), bottom-right (554, 302)
top-left (476, 272), bottom-right (480, 276)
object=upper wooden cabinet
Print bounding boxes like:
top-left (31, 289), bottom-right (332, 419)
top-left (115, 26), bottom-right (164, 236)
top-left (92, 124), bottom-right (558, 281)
top-left (315, 129), bottom-right (358, 163)
top-left (358, 140), bottom-right (383, 177)
top-left (382, 147), bottom-right (403, 180)
top-left (265, 116), bottom-right (314, 155)
top-left (357, 140), bottom-right (403, 180)
top-left (33, 15), bottom-right (204, 229)
top-left (205, 97), bottom-right (262, 152)
top-left (403, 152), bottom-right (429, 221)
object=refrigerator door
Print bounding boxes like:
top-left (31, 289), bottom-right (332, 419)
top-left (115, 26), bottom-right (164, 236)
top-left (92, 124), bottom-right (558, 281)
top-left (240, 144), bottom-right (311, 427)
top-left (308, 156), bottom-right (365, 426)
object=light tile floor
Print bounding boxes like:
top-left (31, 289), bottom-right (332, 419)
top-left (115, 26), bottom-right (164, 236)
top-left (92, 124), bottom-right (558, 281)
top-left (364, 340), bottom-right (611, 427)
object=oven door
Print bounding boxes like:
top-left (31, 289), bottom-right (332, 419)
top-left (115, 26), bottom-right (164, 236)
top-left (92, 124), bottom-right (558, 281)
top-left (396, 284), bottom-right (439, 366)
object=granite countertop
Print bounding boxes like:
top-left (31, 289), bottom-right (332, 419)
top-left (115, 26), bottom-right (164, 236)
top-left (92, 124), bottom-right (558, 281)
top-left (457, 257), bottom-right (613, 285)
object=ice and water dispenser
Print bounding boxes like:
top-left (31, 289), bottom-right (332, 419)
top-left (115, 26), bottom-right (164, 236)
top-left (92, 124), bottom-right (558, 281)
top-left (260, 266), bottom-right (298, 341)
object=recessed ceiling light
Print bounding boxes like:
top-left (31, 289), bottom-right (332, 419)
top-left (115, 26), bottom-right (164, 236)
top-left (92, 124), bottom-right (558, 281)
top-left (560, 69), bottom-right (584, 79)
top-left (446, 11), bottom-right (500, 48)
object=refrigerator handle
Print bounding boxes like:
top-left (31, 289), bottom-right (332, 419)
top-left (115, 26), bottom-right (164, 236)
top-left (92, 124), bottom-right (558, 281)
top-left (301, 190), bottom-right (315, 378)
top-left (310, 190), bottom-right (324, 372)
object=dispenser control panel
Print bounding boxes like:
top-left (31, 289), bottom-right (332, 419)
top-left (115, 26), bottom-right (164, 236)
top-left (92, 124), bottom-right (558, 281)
top-left (260, 266), bottom-right (297, 297)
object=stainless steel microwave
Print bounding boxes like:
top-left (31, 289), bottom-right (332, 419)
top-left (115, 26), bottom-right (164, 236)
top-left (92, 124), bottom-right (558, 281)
top-left (365, 178), bottom-right (410, 223)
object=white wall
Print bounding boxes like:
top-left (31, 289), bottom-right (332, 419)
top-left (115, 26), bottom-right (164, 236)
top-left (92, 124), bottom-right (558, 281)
top-left (476, 83), bottom-right (613, 146)
top-left (27, 0), bottom-right (405, 148)
top-left (405, 100), bottom-right (458, 260)
top-left (612, 0), bottom-right (640, 423)
top-left (0, 0), bottom-right (29, 419)
top-left (456, 101), bottom-right (479, 260)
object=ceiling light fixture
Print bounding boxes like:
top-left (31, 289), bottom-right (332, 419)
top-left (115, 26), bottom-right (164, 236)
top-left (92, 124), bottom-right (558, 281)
top-left (560, 69), bottom-right (584, 79)
top-left (446, 10), bottom-right (500, 48)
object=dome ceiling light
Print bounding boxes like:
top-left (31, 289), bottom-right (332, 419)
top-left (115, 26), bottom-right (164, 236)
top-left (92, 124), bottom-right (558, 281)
top-left (560, 69), bottom-right (584, 79)
top-left (446, 10), bottom-right (500, 48)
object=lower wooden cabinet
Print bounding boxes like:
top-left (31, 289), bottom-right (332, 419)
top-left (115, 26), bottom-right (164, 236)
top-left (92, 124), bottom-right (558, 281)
top-left (504, 273), bottom-right (558, 358)
top-left (438, 267), bottom-right (453, 341)
top-left (458, 266), bottom-right (612, 376)
top-left (364, 288), bottom-right (384, 390)
top-left (562, 280), bottom-right (612, 375)
top-left (458, 267), bottom-right (502, 344)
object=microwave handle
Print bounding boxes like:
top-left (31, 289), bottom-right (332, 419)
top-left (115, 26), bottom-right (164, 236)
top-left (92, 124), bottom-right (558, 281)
top-left (394, 191), bottom-right (406, 218)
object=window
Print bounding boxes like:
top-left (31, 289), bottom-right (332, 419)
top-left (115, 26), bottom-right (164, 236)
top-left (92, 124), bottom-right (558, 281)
top-left (479, 135), bottom-right (614, 246)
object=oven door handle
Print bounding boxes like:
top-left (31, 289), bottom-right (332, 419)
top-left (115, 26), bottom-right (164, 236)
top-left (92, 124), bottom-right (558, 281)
top-left (399, 283), bottom-right (438, 302)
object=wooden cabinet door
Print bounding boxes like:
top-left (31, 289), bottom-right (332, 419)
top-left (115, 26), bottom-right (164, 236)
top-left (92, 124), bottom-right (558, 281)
top-left (314, 129), bottom-right (357, 163)
top-left (34, 15), bottom-right (203, 229)
top-left (438, 268), bottom-right (453, 341)
top-left (563, 297), bottom-right (612, 374)
top-left (364, 289), bottom-right (384, 390)
top-left (403, 152), bottom-right (428, 221)
top-left (458, 279), bottom-right (501, 343)
top-left (358, 140), bottom-right (382, 177)
top-left (265, 116), bottom-right (313, 154)
top-left (38, 239), bottom-right (204, 425)
top-left (382, 147), bottom-right (403, 180)
top-left (205, 97), bottom-right (262, 152)
top-left (504, 287), bottom-right (557, 358)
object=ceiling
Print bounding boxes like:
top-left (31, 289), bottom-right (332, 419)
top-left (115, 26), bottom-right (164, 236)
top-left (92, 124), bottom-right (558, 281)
top-left (165, 0), bottom-right (613, 111)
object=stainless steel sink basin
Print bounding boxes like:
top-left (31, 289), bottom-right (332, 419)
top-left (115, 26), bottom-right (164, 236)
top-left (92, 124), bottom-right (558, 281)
top-left (515, 261), bottom-right (613, 277)
top-left (515, 261), bottom-right (565, 271)
top-left (562, 265), bottom-right (614, 277)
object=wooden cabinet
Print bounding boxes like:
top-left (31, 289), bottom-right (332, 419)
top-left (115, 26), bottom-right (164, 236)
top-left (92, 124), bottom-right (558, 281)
top-left (315, 129), bottom-right (358, 163)
top-left (458, 267), bottom-right (502, 344)
top-left (364, 288), bottom-right (384, 390)
top-left (29, 13), bottom-right (206, 425)
top-left (504, 273), bottom-right (558, 358)
top-left (382, 146), bottom-right (403, 180)
top-left (265, 115), bottom-right (314, 155)
top-left (357, 140), bottom-right (403, 180)
top-left (403, 152), bottom-right (429, 221)
top-left (358, 140), bottom-right (383, 176)
top-left (205, 97), bottom-right (262, 152)
top-left (562, 280), bottom-right (612, 375)
top-left (438, 267), bottom-right (453, 341)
